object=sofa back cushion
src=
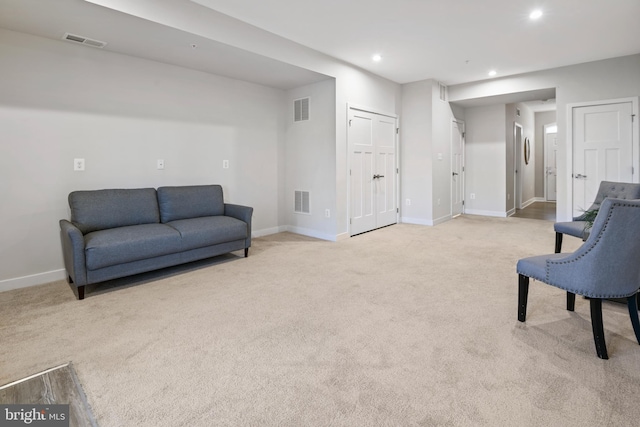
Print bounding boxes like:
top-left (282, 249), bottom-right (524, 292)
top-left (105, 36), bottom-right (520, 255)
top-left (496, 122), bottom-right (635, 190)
top-left (157, 185), bottom-right (224, 223)
top-left (69, 188), bottom-right (160, 234)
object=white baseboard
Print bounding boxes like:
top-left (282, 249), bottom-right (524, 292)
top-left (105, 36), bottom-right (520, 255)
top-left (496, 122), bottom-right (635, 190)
top-left (401, 217), bottom-right (433, 226)
top-left (252, 226), bottom-right (287, 238)
top-left (432, 215), bottom-right (452, 225)
top-left (521, 198), bottom-right (537, 209)
top-left (401, 215), bottom-right (452, 226)
top-left (464, 209), bottom-right (508, 218)
top-left (0, 269), bottom-right (66, 293)
top-left (285, 225), bottom-right (336, 241)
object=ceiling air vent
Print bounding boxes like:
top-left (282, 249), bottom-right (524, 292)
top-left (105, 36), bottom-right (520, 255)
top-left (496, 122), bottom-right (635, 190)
top-left (294, 97), bottom-right (310, 122)
top-left (62, 33), bottom-right (107, 49)
top-left (294, 190), bottom-right (310, 214)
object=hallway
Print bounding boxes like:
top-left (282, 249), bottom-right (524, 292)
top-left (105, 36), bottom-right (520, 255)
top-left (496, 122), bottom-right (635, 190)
top-left (512, 202), bottom-right (556, 221)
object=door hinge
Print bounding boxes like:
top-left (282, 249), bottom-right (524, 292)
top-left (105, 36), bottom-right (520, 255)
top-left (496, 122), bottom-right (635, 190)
top-left (396, 127), bottom-right (399, 134)
top-left (632, 114), bottom-right (636, 122)
top-left (350, 218), bottom-right (352, 224)
top-left (349, 119), bottom-right (352, 127)
top-left (397, 208), bottom-right (399, 213)
top-left (462, 200), bottom-right (465, 206)
top-left (396, 168), bottom-right (399, 174)
top-left (462, 132), bottom-right (466, 138)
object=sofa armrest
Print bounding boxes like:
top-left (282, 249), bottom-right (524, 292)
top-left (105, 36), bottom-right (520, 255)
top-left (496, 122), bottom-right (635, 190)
top-left (59, 219), bottom-right (87, 286)
top-left (224, 204), bottom-right (253, 247)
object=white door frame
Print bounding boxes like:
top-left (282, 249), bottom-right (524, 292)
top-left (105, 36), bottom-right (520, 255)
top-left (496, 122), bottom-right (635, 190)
top-left (543, 122), bottom-right (557, 201)
top-left (347, 103), bottom-right (399, 235)
top-left (451, 119), bottom-right (465, 217)
top-left (565, 97), bottom-right (640, 220)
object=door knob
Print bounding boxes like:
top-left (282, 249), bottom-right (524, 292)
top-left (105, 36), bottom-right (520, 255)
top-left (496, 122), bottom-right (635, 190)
top-left (575, 174), bottom-right (587, 179)
top-left (373, 174), bottom-right (385, 179)
top-left (452, 172), bottom-right (459, 176)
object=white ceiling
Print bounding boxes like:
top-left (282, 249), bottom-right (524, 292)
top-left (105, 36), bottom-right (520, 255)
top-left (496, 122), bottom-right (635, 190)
top-left (192, 0), bottom-right (640, 85)
top-left (1, 0), bottom-right (639, 90)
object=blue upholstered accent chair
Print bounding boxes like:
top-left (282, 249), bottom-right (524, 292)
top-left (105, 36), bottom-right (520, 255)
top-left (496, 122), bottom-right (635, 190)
top-left (554, 181), bottom-right (640, 253)
top-left (518, 198), bottom-right (640, 359)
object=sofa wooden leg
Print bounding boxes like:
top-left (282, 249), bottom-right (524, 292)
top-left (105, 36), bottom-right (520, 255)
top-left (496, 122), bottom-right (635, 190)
top-left (244, 248), bottom-right (249, 258)
top-left (590, 298), bottom-right (608, 359)
top-left (518, 274), bottom-right (529, 322)
top-left (77, 286), bottom-right (85, 301)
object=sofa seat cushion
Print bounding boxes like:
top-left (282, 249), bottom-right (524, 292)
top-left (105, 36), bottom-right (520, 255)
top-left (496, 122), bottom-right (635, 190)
top-left (85, 224), bottom-right (182, 270)
top-left (166, 216), bottom-right (248, 251)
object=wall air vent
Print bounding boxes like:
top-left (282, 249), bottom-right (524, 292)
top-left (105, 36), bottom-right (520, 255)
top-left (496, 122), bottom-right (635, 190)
top-left (294, 190), bottom-right (311, 214)
top-left (62, 33), bottom-right (107, 49)
top-left (294, 97), bottom-right (310, 122)
top-left (438, 82), bottom-right (447, 101)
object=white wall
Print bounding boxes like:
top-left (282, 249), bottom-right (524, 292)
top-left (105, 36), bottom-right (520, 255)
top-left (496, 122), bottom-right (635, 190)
top-left (0, 29), bottom-right (286, 289)
top-left (400, 79), bottom-right (458, 225)
top-left (400, 80), bottom-right (433, 224)
top-left (448, 54), bottom-right (640, 220)
top-left (463, 104), bottom-right (507, 216)
top-left (285, 79), bottom-right (336, 240)
top-left (431, 83), bottom-right (457, 223)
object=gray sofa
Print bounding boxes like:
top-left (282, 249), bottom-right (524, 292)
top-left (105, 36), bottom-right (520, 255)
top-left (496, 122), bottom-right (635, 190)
top-left (59, 185), bottom-right (253, 300)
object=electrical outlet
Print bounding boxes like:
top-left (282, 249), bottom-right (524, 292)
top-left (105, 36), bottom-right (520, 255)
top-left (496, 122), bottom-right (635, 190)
top-left (157, 159), bottom-right (164, 170)
top-left (406, 199), bottom-right (411, 206)
top-left (223, 160), bottom-right (229, 169)
top-left (437, 198), bottom-right (441, 206)
top-left (325, 209), bottom-right (330, 218)
top-left (74, 158), bottom-right (85, 171)
top-left (470, 193), bottom-right (476, 199)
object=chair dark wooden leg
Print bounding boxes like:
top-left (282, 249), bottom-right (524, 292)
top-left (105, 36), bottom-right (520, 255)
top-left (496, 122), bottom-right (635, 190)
top-left (518, 274), bottom-right (529, 322)
top-left (244, 248), bottom-right (249, 258)
top-left (590, 298), bottom-right (608, 359)
top-left (627, 295), bottom-right (640, 345)
top-left (567, 292), bottom-right (576, 311)
top-left (555, 232), bottom-right (563, 253)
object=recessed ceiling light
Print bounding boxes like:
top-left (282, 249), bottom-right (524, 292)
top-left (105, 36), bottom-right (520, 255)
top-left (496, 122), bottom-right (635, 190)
top-left (529, 9), bottom-right (543, 20)
top-left (488, 70), bottom-right (497, 77)
top-left (372, 54), bottom-right (382, 62)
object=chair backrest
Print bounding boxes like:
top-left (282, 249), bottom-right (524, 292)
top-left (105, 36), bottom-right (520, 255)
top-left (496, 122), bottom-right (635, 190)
top-left (548, 198), bottom-right (640, 298)
top-left (587, 181), bottom-right (640, 211)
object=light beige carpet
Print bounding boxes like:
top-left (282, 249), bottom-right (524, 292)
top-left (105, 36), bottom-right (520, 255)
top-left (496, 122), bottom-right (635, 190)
top-left (1, 216), bottom-right (639, 426)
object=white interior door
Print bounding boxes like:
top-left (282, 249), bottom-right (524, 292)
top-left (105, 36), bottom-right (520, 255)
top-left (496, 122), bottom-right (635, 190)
top-left (451, 120), bottom-right (464, 217)
top-left (375, 116), bottom-right (398, 228)
top-left (545, 126), bottom-right (558, 201)
top-left (349, 107), bottom-right (397, 235)
top-left (572, 102), bottom-right (633, 216)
